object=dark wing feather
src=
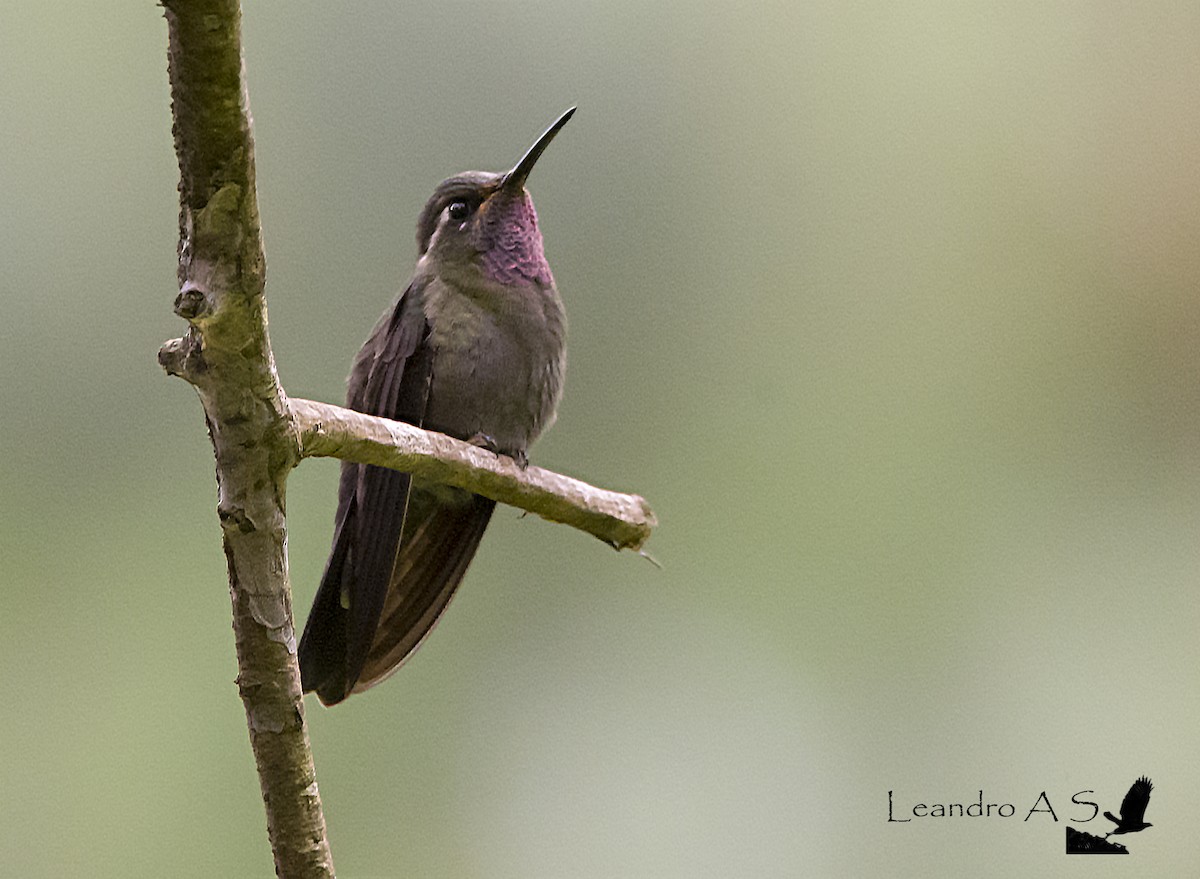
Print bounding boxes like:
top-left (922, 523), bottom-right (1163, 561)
top-left (350, 490), bottom-right (495, 694)
top-left (298, 281), bottom-right (433, 704)
top-left (1120, 777), bottom-right (1152, 824)
top-left (342, 303), bottom-right (437, 692)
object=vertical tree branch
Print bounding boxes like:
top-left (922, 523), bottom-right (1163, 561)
top-left (159, 2), bottom-right (334, 875)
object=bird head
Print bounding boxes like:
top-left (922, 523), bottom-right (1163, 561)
top-left (416, 107), bottom-right (574, 289)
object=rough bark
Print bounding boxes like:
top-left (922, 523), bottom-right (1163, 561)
top-left (160, 2), bottom-right (334, 876)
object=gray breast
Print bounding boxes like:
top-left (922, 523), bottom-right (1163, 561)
top-left (422, 275), bottom-right (565, 456)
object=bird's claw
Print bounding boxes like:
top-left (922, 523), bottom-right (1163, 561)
top-left (466, 433), bottom-right (528, 469)
top-left (467, 433), bottom-right (501, 454)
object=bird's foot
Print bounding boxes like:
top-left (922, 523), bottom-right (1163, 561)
top-left (466, 433), bottom-right (528, 469)
top-left (466, 432), bottom-right (500, 454)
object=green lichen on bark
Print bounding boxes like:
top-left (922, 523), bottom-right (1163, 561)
top-left (160, 2), bottom-right (334, 877)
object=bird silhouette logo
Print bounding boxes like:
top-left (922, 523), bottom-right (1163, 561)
top-left (1065, 775), bottom-right (1155, 854)
top-left (1104, 776), bottom-right (1153, 839)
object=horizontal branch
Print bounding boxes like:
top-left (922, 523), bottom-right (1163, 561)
top-left (289, 398), bottom-right (657, 552)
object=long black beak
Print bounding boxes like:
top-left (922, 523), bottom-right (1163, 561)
top-left (502, 106), bottom-right (576, 191)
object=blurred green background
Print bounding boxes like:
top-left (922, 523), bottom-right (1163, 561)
top-left (3, 2), bottom-right (1198, 876)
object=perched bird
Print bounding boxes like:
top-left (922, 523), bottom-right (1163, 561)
top-left (1104, 776), bottom-right (1154, 838)
top-left (298, 109), bottom-right (574, 705)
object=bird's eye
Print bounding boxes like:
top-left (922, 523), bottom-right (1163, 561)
top-left (447, 200), bottom-right (471, 221)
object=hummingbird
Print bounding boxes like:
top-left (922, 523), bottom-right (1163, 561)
top-left (298, 108), bottom-right (574, 705)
